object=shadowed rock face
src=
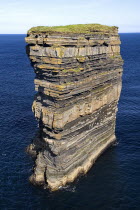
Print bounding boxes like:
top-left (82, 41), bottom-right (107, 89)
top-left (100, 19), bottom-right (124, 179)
top-left (25, 24), bottom-right (123, 191)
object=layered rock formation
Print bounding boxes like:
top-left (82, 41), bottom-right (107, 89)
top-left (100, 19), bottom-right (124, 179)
top-left (25, 24), bottom-right (123, 191)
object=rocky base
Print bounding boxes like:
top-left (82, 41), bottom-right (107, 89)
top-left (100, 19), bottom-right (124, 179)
top-left (28, 134), bottom-right (115, 190)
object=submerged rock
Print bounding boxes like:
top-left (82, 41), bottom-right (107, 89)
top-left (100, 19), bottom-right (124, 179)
top-left (25, 24), bottom-right (123, 191)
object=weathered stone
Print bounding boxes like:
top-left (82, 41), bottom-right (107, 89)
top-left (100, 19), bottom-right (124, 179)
top-left (26, 24), bottom-right (123, 191)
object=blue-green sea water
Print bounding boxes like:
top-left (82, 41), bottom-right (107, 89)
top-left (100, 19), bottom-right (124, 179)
top-left (0, 34), bottom-right (140, 210)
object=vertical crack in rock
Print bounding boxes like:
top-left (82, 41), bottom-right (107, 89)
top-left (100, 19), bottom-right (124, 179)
top-left (25, 24), bottom-right (123, 191)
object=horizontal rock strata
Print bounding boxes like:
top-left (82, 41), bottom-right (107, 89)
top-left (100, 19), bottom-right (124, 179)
top-left (25, 24), bottom-right (123, 191)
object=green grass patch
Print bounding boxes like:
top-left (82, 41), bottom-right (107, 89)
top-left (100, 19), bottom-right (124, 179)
top-left (28, 24), bottom-right (118, 34)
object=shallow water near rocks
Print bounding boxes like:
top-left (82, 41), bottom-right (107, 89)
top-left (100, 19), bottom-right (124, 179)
top-left (0, 34), bottom-right (140, 209)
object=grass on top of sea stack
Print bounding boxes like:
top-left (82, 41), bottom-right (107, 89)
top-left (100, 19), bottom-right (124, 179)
top-left (28, 24), bottom-right (118, 34)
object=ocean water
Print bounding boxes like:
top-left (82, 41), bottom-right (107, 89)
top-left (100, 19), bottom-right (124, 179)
top-left (0, 34), bottom-right (140, 210)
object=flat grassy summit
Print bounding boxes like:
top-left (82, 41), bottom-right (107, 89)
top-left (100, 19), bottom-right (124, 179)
top-left (28, 24), bottom-right (118, 34)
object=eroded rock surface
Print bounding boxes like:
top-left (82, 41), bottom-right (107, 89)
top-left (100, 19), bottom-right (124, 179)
top-left (25, 24), bottom-right (123, 191)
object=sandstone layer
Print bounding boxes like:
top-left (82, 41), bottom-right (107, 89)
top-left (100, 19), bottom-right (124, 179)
top-left (25, 24), bottom-right (123, 191)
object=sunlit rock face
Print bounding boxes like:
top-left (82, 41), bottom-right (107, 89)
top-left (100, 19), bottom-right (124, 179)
top-left (25, 24), bottom-right (123, 191)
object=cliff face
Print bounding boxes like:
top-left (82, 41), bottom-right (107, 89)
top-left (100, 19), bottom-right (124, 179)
top-left (25, 24), bottom-right (123, 191)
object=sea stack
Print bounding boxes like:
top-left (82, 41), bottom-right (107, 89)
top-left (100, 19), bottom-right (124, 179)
top-left (25, 24), bottom-right (123, 191)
